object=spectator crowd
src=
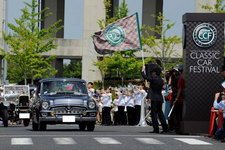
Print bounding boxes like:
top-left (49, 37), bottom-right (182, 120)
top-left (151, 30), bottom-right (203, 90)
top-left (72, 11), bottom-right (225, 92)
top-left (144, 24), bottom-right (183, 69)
top-left (87, 63), bottom-right (185, 134)
top-left (211, 65), bottom-right (225, 142)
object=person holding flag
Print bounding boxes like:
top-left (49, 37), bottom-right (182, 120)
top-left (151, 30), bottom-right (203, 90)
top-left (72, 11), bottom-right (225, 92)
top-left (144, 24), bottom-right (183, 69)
top-left (141, 65), bottom-right (168, 133)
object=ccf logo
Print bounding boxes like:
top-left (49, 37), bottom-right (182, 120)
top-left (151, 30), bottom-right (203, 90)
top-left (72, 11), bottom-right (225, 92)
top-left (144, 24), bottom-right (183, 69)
top-left (104, 24), bottom-right (126, 46)
top-left (198, 29), bottom-right (212, 41)
top-left (193, 23), bottom-right (217, 47)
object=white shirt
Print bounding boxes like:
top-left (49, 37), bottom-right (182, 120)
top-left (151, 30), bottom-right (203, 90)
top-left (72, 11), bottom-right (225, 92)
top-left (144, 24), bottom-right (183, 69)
top-left (124, 96), bottom-right (128, 112)
top-left (113, 99), bottom-right (119, 112)
top-left (118, 94), bottom-right (126, 106)
top-left (88, 88), bottom-right (95, 99)
top-left (135, 89), bottom-right (146, 106)
top-left (102, 93), bottom-right (112, 107)
top-left (213, 100), bottom-right (225, 118)
top-left (126, 95), bottom-right (135, 107)
top-left (213, 101), bottom-right (221, 109)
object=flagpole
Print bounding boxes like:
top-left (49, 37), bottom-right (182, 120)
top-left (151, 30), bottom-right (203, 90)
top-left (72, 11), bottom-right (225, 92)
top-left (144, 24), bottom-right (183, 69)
top-left (141, 49), bottom-right (148, 85)
top-left (141, 49), bottom-right (145, 67)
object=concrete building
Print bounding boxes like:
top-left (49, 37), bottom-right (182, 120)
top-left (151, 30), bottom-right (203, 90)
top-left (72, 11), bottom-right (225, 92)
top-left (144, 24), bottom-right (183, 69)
top-left (0, 0), bottom-right (218, 83)
top-left (0, 0), bottom-right (2, 39)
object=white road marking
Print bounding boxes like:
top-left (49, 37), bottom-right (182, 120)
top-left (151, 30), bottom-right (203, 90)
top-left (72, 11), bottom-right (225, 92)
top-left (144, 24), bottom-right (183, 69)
top-left (94, 137), bottom-right (121, 144)
top-left (11, 138), bottom-right (33, 145)
top-left (135, 138), bottom-right (164, 144)
top-left (0, 134), bottom-right (201, 138)
top-left (53, 138), bottom-right (76, 145)
top-left (174, 138), bottom-right (212, 145)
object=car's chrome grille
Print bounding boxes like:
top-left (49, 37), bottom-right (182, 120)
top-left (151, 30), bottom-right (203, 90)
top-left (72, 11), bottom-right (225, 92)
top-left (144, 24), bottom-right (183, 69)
top-left (54, 99), bottom-right (84, 106)
top-left (52, 107), bottom-right (86, 115)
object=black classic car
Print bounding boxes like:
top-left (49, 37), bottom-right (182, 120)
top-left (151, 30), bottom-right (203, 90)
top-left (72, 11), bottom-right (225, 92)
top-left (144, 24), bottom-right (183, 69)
top-left (31, 78), bottom-right (97, 131)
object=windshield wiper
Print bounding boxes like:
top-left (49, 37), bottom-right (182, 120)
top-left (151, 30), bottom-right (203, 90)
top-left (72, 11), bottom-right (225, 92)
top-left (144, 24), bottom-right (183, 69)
top-left (56, 91), bottom-right (87, 96)
top-left (43, 92), bottom-right (57, 95)
top-left (56, 91), bottom-right (74, 95)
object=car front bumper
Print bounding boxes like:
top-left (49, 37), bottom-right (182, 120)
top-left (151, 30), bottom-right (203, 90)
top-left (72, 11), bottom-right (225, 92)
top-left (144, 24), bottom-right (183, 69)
top-left (39, 115), bottom-right (97, 123)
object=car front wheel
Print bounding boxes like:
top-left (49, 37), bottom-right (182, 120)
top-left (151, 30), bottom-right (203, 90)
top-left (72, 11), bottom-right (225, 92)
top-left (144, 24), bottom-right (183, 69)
top-left (32, 119), bottom-right (39, 131)
top-left (23, 119), bottom-right (30, 127)
top-left (3, 109), bottom-right (8, 127)
top-left (87, 122), bottom-right (95, 131)
top-left (39, 122), bottom-right (47, 131)
top-left (79, 122), bottom-right (87, 131)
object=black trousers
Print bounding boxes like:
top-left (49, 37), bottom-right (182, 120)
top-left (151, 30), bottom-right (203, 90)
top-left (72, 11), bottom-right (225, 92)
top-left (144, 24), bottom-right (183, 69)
top-left (151, 101), bottom-right (168, 132)
top-left (169, 102), bottom-right (183, 132)
top-left (102, 107), bottom-right (111, 125)
top-left (223, 118), bottom-right (225, 131)
top-left (135, 105), bottom-right (141, 124)
top-left (127, 106), bottom-right (136, 125)
top-left (114, 111), bottom-right (119, 125)
top-left (118, 106), bottom-right (126, 125)
top-left (213, 114), bottom-right (218, 135)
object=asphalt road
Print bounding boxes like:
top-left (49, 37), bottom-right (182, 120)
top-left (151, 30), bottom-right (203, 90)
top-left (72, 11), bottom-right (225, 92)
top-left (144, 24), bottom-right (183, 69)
top-left (0, 124), bottom-right (224, 150)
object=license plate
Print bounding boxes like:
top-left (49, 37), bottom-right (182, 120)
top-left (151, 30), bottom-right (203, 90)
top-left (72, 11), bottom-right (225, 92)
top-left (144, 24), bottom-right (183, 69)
top-left (19, 113), bottom-right (30, 119)
top-left (62, 116), bottom-right (75, 122)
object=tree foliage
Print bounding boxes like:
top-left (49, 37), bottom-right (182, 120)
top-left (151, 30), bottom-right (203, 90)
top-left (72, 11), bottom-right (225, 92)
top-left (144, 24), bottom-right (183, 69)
top-left (63, 60), bottom-right (82, 78)
top-left (1, 0), bottom-right (63, 84)
top-left (94, 52), bottom-right (152, 85)
top-left (98, 0), bottom-right (129, 30)
top-left (201, 0), bottom-right (225, 13)
top-left (142, 12), bottom-right (182, 74)
top-left (201, 0), bottom-right (225, 55)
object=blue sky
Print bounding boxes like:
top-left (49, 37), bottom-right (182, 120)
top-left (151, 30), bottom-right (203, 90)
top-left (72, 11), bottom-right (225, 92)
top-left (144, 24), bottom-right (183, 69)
top-left (7, 0), bottom-right (195, 39)
top-left (163, 0), bottom-right (195, 37)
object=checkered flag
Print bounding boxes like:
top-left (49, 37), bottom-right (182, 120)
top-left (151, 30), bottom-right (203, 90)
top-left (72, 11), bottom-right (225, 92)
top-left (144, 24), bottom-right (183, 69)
top-left (93, 13), bottom-right (142, 55)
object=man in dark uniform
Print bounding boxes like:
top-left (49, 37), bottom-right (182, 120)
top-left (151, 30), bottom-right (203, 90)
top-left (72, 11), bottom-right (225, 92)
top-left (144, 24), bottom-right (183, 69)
top-left (141, 65), bottom-right (168, 133)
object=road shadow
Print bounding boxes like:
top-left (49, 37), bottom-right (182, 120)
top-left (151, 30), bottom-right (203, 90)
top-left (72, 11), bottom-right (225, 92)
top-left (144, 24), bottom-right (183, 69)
top-left (26, 128), bottom-right (120, 133)
top-left (0, 125), bottom-right (26, 128)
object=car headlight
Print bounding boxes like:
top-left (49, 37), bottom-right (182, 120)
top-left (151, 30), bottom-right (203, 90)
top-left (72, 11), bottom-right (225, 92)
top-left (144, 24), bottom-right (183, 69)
top-left (88, 101), bottom-right (95, 109)
top-left (84, 100), bottom-right (87, 106)
top-left (42, 101), bottom-right (49, 109)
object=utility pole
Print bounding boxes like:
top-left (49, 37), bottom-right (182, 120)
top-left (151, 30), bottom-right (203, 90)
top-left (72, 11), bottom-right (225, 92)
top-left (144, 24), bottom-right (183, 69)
top-left (2, 0), bottom-right (8, 85)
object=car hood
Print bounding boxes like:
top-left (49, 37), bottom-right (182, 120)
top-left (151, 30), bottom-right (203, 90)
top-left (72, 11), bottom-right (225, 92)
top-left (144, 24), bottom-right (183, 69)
top-left (40, 95), bottom-right (89, 107)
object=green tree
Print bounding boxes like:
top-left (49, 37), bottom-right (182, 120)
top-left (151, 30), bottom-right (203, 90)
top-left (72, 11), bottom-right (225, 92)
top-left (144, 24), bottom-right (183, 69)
top-left (7, 61), bottom-right (24, 83)
top-left (93, 57), bottom-right (107, 88)
top-left (142, 12), bottom-right (182, 76)
top-left (98, 0), bottom-right (129, 30)
top-left (63, 60), bottom-right (82, 78)
top-left (1, 0), bottom-right (63, 84)
top-left (201, 0), bottom-right (225, 55)
top-left (201, 0), bottom-right (225, 13)
top-left (105, 52), bottom-right (151, 85)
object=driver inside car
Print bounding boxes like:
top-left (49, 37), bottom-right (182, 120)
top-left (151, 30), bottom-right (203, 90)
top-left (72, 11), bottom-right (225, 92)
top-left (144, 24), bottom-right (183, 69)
top-left (74, 88), bottom-right (81, 94)
top-left (44, 83), bottom-right (55, 94)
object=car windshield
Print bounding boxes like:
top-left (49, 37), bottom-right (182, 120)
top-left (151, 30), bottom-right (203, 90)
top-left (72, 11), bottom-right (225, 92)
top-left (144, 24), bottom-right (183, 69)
top-left (41, 80), bottom-right (88, 95)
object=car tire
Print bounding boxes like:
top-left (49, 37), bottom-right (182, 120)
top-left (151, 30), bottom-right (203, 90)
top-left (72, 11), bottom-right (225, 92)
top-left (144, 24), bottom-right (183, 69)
top-left (23, 119), bottom-right (30, 127)
top-left (87, 122), bottom-right (95, 131)
top-left (3, 109), bottom-right (8, 127)
top-left (32, 119), bottom-right (39, 131)
top-left (79, 122), bottom-right (87, 131)
top-left (39, 122), bottom-right (47, 131)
